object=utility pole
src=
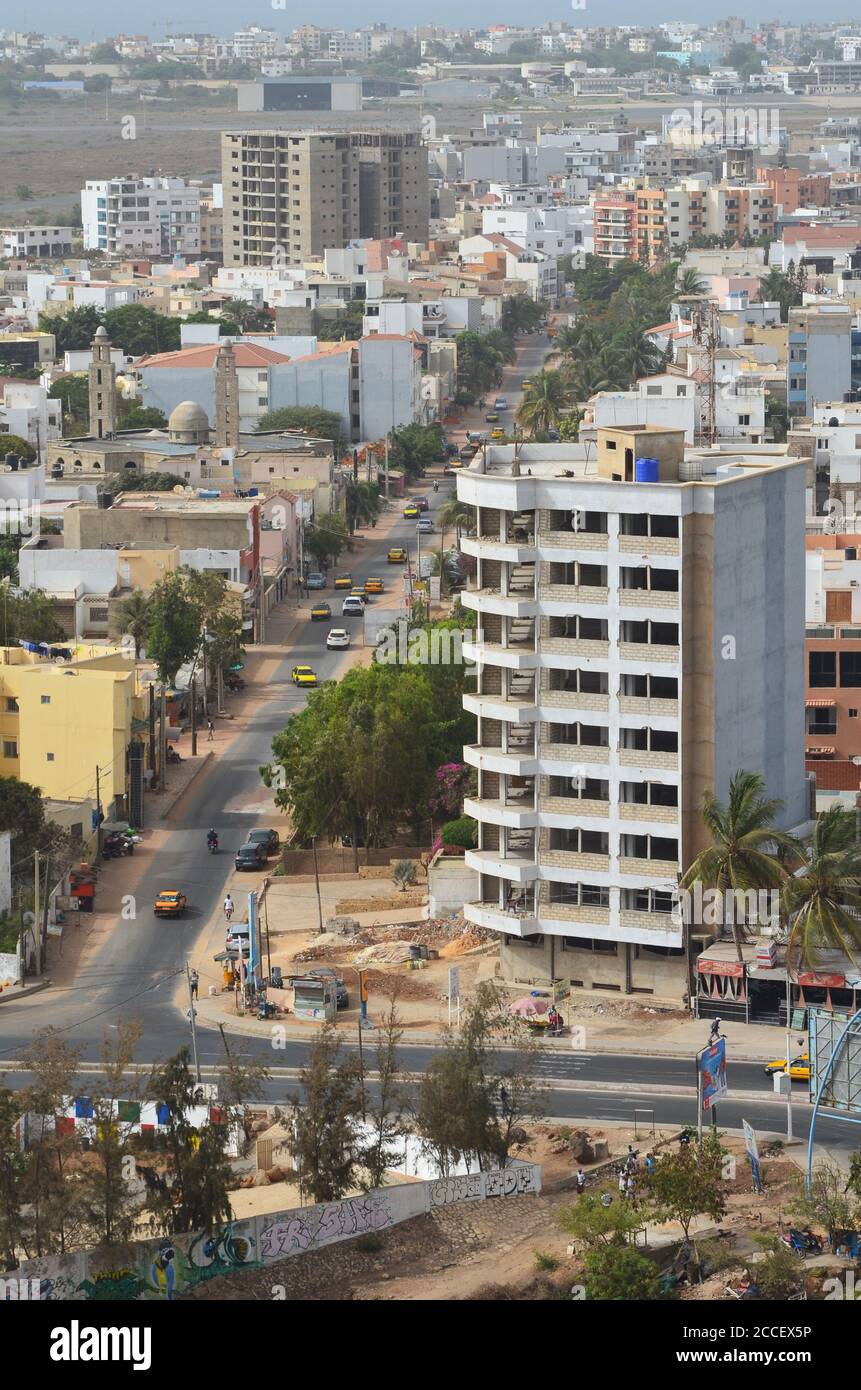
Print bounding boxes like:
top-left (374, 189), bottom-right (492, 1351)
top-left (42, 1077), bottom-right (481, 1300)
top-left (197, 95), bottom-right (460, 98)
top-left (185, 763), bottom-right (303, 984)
top-left (33, 849), bottom-right (41, 976)
top-left (383, 432), bottom-right (390, 498)
top-left (201, 628), bottom-right (207, 718)
top-left (784, 970), bottom-right (794, 1142)
top-left (40, 852), bottom-right (51, 971)
top-left (186, 960), bottom-right (201, 1082)
top-left (190, 676), bottom-right (197, 757)
top-left (356, 975), bottom-right (367, 1123)
top-left (159, 687), bottom-right (167, 788)
top-left (311, 837), bottom-right (324, 934)
top-left (95, 764), bottom-right (102, 855)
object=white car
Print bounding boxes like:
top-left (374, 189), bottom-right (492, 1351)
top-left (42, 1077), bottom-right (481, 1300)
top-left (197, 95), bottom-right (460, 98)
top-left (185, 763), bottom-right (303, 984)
top-left (341, 596), bottom-right (365, 617)
top-left (416, 517), bottom-right (435, 532)
top-left (326, 628), bottom-right (350, 649)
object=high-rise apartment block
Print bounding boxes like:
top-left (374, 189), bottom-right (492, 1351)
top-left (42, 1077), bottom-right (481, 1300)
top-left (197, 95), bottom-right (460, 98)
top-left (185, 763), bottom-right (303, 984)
top-left (221, 129), bottom-right (428, 267)
top-left (81, 176), bottom-right (201, 258)
top-left (456, 428), bottom-right (808, 1003)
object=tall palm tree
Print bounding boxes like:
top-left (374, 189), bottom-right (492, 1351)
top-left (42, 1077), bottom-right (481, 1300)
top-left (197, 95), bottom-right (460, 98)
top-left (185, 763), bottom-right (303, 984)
top-left (566, 358), bottom-right (616, 403)
top-left (676, 267), bottom-right (707, 296)
top-left (680, 770), bottom-right (799, 962)
top-left (516, 369), bottom-right (571, 436)
top-left (781, 805), bottom-right (861, 969)
top-left (117, 591), bottom-right (152, 658)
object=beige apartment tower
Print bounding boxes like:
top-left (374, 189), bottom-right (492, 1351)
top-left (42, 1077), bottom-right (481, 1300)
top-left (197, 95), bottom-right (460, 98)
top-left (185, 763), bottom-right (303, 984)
top-left (222, 128), bottom-right (428, 266)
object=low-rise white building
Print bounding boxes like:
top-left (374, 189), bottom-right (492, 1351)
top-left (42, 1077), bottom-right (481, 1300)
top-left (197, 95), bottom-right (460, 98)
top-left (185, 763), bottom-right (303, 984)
top-left (2, 226), bottom-right (75, 259)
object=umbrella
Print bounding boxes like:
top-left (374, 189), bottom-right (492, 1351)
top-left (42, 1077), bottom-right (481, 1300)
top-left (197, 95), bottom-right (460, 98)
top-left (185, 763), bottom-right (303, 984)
top-left (510, 997), bottom-right (550, 1018)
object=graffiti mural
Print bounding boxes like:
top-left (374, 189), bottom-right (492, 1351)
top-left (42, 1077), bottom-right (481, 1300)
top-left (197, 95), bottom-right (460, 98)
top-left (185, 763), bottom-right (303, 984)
top-left (16, 1163), bottom-right (541, 1300)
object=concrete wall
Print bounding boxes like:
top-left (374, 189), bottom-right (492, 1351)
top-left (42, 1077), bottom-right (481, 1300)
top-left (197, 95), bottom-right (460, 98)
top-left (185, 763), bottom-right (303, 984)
top-left (428, 853), bottom-right (479, 918)
top-left (15, 1162), bottom-right (541, 1300)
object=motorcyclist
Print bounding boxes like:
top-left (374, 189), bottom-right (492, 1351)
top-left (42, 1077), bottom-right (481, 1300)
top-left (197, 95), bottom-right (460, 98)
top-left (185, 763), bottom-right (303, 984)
top-left (433, 479), bottom-right (439, 492)
top-left (207, 828), bottom-right (218, 850)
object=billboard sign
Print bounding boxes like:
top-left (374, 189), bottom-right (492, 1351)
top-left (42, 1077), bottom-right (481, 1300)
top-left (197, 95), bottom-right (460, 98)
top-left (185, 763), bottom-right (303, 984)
top-left (697, 1037), bottom-right (728, 1111)
top-left (809, 1006), bottom-right (861, 1114)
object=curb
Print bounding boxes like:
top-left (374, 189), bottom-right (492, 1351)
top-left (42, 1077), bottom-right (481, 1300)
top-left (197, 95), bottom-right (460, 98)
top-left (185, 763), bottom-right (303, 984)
top-left (158, 751), bottom-right (214, 820)
top-left (0, 978), bottom-right (51, 1004)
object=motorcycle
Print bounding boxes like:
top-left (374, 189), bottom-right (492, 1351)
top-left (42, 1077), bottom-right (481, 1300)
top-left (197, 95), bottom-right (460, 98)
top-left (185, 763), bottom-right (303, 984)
top-left (781, 1228), bottom-right (823, 1255)
top-left (433, 480), bottom-right (439, 492)
top-left (207, 834), bottom-right (218, 854)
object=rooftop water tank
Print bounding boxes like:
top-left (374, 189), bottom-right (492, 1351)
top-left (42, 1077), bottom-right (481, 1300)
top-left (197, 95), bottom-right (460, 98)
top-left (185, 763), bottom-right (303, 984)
top-left (634, 457), bottom-right (659, 483)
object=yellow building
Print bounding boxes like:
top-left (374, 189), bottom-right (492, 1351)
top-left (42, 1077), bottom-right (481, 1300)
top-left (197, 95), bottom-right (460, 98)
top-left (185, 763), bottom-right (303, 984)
top-left (0, 645), bottom-right (152, 817)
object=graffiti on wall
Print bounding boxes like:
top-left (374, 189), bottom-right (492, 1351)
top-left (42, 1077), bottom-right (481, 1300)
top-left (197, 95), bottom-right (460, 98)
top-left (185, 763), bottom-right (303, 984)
top-left (16, 1163), bottom-right (541, 1300)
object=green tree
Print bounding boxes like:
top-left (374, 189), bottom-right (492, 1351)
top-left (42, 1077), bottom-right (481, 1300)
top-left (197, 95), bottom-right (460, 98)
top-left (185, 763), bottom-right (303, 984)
top-left (48, 376), bottom-right (89, 431)
top-left (648, 1132), bottom-right (728, 1245)
top-left (781, 805), bottom-right (861, 969)
top-left (0, 434), bottom-right (36, 463)
top-left (756, 264), bottom-right (804, 323)
top-left (104, 470), bottom-right (178, 494)
top-left (500, 295), bottom-right (544, 337)
top-left (78, 1022), bottom-right (144, 1248)
top-left (20, 1029), bottom-right (84, 1256)
top-left (583, 1244), bottom-right (668, 1300)
top-left (15, 184), bottom-right (34, 201)
top-left (257, 405), bottom-right (344, 450)
top-left (289, 1023), bottom-right (363, 1204)
top-left (765, 391), bottom-right (790, 443)
top-left (103, 304), bottom-right (181, 356)
top-left (142, 1049), bottom-right (235, 1236)
top-left (390, 423), bottom-right (445, 481)
top-left (0, 586), bottom-right (65, 646)
top-left (39, 305), bottom-right (103, 353)
top-left (676, 267), bottom-right (707, 296)
top-left (558, 1192), bottom-right (645, 1248)
top-left (790, 1161), bottom-right (858, 1247)
top-left (750, 1234), bottom-right (806, 1299)
top-left (0, 1085), bottom-right (28, 1269)
top-left (90, 42), bottom-right (122, 62)
top-left (455, 329), bottom-right (514, 402)
top-left (119, 405), bottom-right (167, 430)
top-left (680, 770), bottom-right (798, 961)
top-left (221, 298), bottom-right (271, 333)
top-left (305, 511), bottom-right (349, 567)
top-left (345, 480), bottom-right (381, 535)
top-left (146, 571), bottom-right (201, 686)
top-left (117, 591), bottom-right (152, 659)
top-left (361, 995), bottom-right (408, 1189)
top-left (315, 299), bottom-right (366, 342)
top-left (516, 369), bottom-right (571, 436)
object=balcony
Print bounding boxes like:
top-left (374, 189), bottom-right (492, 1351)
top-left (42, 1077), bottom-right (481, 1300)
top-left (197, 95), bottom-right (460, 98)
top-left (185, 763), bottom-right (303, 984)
top-left (540, 902), bottom-right (611, 927)
top-left (542, 690), bottom-right (610, 714)
top-left (465, 848), bottom-right (539, 883)
top-left (464, 796), bottom-right (538, 829)
top-left (462, 640), bottom-right (539, 671)
top-left (619, 748), bottom-right (678, 772)
top-left (541, 797), bottom-right (609, 821)
top-left (540, 849), bottom-right (611, 874)
top-left (465, 901), bottom-right (538, 935)
top-left (619, 588), bottom-right (679, 610)
top-left (618, 909), bottom-right (682, 946)
top-left (618, 642), bottom-right (679, 665)
top-left (539, 583), bottom-right (610, 609)
top-left (618, 856), bottom-right (679, 880)
top-left (618, 695), bottom-right (679, 718)
top-left (540, 529), bottom-right (608, 552)
top-left (619, 803), bottom-right (679, 825)
top-left (461, 534), bottom-right (536, 564)
top-left (464, 743), bottom-right (538, 776)
top-left (540, 743), bottom-right (610, 767)
top-left (541, 637), bottom-right (611, 664)
top-left (461, 588), bottom-right (538, 619)
top-left (618, 534), bottom-right (680, 557)
top-left (463, 693), bottom-right (538, 724)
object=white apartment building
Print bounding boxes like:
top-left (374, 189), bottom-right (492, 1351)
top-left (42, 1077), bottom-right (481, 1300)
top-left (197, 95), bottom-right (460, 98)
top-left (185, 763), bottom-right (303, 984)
top-left (0, 381), bottom-right (62, 455)
top-left (362, 296), bottom-right (481, 339)
top-left (1, 225), bottom-right (75, 259)
top-left (480, 204), bottom-right (594, 258)
top-left (81, 177), bottom-right (202, 258)
top-left (456, 427), bottom-right (807, 1003)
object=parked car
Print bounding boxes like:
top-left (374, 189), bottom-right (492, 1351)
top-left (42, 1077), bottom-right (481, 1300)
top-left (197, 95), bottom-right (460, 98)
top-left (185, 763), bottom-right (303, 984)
top-left (387, 547), bottom-right (407, 563)
top-left (305, 572), bottom-right (326, 590)
top-left (310, 602), bottom-right (331, 621)
top-left (235, 841), bottom-right (266, 871)
top-left (326, 628), bottom-right (350, 648)
top-left (342, 596), bottom-right (365, 617)
top-left (307, 967), bottom-right (349, 1009)
top-left (154, 889), bottom-right (187, 918)
top-left (246, 828), bottom-right (280, 856)
top-left (291, 665), bottom-right (318, 686)
top-left (416, 517), bottom-right (434, 532)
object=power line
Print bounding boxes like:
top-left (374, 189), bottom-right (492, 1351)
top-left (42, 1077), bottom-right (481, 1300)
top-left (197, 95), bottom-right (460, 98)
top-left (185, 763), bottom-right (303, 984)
top-left (0, 966), bottom-right (186, 1058)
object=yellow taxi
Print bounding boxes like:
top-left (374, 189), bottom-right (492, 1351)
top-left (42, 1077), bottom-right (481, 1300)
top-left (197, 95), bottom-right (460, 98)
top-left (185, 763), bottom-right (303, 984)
top-left (365, 577), bottom-right (384, 594)
top-left (764, 1054), bottom-right (810, 1082)
top-left (334, 574), bottom-right (352, 590)
top-left (154, 889), bottom-right (187, 918)
top-left (291, 665), bottom-right (318, 687)
top-left (491, 428), bottom-right (505, 441)
top-left (403, 504), bottom-right (420, 519)
top-left (310, 601), bottom-right (331, 621)
top-left (387, 547), bottom-right (407, 563)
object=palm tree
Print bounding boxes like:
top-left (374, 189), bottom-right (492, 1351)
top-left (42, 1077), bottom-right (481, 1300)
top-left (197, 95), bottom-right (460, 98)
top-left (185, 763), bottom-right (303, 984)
top-left (516, 369), bottom-right (571, 437)
top-left (680, 770), bottom-right (799, 962)
top-left (345, 479), bottom-right (381, 535)
top-left (676, 267), bottom-right (707, 296)
top-left (117, 591), bottom-right (152, 658)
top-left (781, 806), bottom-right (861, 970)
top-left (566, 358), bottom-right (616, 404)
top-left (614, 329), bottom-right (665, 386)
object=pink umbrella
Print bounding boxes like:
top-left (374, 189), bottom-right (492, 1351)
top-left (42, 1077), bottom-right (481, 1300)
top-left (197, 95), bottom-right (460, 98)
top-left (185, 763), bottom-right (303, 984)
top-left (510, 996), bottom-right (550, 1018)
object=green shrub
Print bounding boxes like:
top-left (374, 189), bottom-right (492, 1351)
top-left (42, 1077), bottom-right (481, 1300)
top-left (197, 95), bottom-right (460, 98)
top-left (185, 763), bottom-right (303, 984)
top-left (533, 1250), bottom-right (559, 1272)
top-left (441, 816), bottom-right (478, 849)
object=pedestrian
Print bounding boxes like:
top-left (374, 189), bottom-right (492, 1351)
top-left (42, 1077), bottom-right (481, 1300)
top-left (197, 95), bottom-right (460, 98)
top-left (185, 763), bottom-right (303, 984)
top-left (709, 1016), bottom-right (722, 1044)
top-left (626, 1174), bottom-right (636, 1203)
top-left (499, 1083), bottom-right (509, 1116)
top-left (207, 718), bottom-right (214, 741)
top-left (224, 894), bottom-right (234, 921)
top-left (645, 1152), bottom-right (655, 1179)
top-left (575, 1169), bottom-right (586, 1197)
top-left (618, 1170), bottom-right (627, 1196)
top-left (189, 969), bottom-right (199, 1001)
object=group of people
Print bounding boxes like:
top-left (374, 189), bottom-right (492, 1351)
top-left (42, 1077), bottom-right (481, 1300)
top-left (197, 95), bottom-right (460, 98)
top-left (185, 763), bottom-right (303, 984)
top-left (574, 1143), bottom-right (657, 1204)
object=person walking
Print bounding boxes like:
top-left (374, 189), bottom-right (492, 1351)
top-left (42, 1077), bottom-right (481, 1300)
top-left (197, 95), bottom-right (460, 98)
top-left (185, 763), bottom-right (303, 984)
top-left (223, 894), bottom-right (234, 922)
top-left (207, 718), bottom-right (214, 741)
top-left (575, 1169), bottom-right (586, 1197)
top-left (189, 969), bottom-right (199, 1001)
top-left (708, 1016), bottom-right (723, 1045)
top-left (618, 1169), bottom-right (627, 1197)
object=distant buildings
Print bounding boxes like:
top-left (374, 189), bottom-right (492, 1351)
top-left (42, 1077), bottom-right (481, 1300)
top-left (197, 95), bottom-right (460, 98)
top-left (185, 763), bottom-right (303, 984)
top-left (81, 176), bottom-right (202, 258)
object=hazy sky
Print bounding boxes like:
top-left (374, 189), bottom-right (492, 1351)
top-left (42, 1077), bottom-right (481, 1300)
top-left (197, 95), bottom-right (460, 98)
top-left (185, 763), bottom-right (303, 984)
top-left (23, 4), bottom-right (827, 41)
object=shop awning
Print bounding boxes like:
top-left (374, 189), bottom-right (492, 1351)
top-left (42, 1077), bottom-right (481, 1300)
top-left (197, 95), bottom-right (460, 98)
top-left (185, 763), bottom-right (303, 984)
top-left (807, 746), bottom-right (836, 755)
top-left (806, 698), bottom-right (836, 707)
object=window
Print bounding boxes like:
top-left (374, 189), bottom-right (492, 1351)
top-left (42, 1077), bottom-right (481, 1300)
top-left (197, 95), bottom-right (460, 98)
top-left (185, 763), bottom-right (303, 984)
top-left (851, 709), bottom-right (858, 718)
top-left (41, 695), bottom-right (51, 705)
top-left (2, 740), bottom-right (17, 758)
top-left (4, 697), bottom-right (17, 713)
top-left (840, 652), bottom-right (861, 687)
top-left (46, 752), bottom-right (54, 761)
top-left (809, 651), bottom-right (836, 688)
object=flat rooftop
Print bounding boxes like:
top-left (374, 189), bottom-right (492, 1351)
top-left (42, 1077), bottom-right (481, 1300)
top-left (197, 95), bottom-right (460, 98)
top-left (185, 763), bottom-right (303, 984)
top-left (467, 440), bottom-right (794, 483)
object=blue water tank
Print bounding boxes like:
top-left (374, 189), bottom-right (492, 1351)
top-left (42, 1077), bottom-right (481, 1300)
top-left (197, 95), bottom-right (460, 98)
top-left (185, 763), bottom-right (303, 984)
top-left (635, 457), bottom-right (659, 483)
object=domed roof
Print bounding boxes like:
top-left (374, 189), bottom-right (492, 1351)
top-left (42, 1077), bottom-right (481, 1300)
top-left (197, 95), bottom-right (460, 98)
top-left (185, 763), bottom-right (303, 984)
top-left (168, 400), bottom-right (210, 439)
